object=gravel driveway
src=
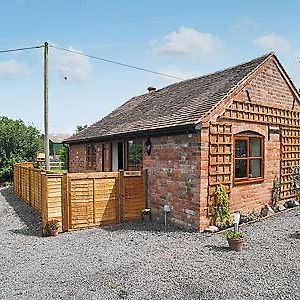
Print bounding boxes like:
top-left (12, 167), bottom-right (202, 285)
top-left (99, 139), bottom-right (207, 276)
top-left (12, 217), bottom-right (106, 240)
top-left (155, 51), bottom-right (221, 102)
top-left (0, 187), bottom-right (299, 300)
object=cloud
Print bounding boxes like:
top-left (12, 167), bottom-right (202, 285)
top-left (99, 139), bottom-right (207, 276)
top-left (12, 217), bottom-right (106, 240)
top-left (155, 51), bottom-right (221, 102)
top-left (154, 27), bottom-right (221, 59)
top-left (0, 60), bottom-right (29, 79)
top-left (254, 33), bottom-right (291, 53)
top-left (52, 46), bottom-right (92, 82)
top-left (230, 16), bottom-right (258, 33)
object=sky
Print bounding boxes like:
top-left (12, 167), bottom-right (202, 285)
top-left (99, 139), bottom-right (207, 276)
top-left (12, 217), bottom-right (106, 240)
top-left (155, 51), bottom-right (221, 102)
top-left (1, 0), bottom-right (300, 134)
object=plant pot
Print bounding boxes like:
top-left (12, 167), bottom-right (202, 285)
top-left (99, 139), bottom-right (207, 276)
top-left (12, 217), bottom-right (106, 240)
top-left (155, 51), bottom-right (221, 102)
top-left (142, 214), bottom-right (151, 222)
top-left (227, 238), bottom-right (245, 252)
top-left (49, 229), bottom-right (58, 237)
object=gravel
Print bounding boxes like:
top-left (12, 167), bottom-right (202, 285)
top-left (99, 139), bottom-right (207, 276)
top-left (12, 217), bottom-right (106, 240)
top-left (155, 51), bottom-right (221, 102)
top-left (1, 187), bottom-right (300, 300)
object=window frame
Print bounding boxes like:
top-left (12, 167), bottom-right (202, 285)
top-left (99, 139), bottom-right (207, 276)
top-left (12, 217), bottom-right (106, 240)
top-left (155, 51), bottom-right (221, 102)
top-left (233, 133), bottom-right (264, 185)
top-left (86, 143), bottom-right (97, 170)
top-left (127, 139), bottom-right (143, 170)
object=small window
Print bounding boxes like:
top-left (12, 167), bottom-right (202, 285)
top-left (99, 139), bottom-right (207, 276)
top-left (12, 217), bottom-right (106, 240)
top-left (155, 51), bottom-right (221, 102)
top-left (86, 143), bottom-right (97, 169)
top-left (234, 132), bottom-right (264, 184)
top-left (128, 140), bottom-right (143, 169)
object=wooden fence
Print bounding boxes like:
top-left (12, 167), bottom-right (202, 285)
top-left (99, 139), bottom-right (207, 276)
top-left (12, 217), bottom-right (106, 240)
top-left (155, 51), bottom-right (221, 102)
top-left (13, 163), bottom-right (146, 233)
top-left (13, 163), bottom-right (64, 231)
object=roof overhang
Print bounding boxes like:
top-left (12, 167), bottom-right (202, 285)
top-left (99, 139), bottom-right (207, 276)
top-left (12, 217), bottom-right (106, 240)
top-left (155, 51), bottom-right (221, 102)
top-left (64, 123), bottom-right (199, 144)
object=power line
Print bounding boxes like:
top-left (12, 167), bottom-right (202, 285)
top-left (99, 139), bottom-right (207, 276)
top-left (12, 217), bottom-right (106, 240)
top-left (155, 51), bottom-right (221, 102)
top-left (0, 45), bottom-right (43, 54)
top-left (0, 43), bottom-right (185, 80)
top-left (49, 45), bottom-right (185, 80)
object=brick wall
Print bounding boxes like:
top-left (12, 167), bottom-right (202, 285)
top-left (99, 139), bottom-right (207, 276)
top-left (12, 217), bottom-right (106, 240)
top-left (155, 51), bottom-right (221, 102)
top-left (246, 58), bottom-right (296, 108)
top-left (227, 57), bottom-right (293, 215)
top-left (143, 133), bottom-right (201, 229)
top-left (199, 57), bottom-right (296, 231)
top-left (233, 57), bottom-right (297, 109)
top-left (69, 142), bottom-right (111, 172)
top-left (229, 121), bottom-right (280, 214)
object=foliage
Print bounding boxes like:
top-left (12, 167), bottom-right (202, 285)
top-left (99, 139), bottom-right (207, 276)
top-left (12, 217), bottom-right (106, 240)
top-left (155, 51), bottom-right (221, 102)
top-left (223, 230), bottom-right (245, 240)
top-left (128, 140), bottom-right (143, 167)
top-left (240, 210), bottom-right (261, 224)
top-left (214, 184), bottom-right (231, 228)
top-left (76, 124), bottom-right (88, 134)
top-left (291, 166), bottom-right (300, 188)
top-left (45, 219), bottom-right (59, 231)
top-left (59, 145), bottom-right (69, 169)
top-left (271, 176), bottom-right (281, 206)
top-left (0, 116), bottom-right (42, 182)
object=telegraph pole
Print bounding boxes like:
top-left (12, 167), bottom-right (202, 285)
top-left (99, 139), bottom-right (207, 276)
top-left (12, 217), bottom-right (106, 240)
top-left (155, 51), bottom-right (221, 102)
top-left (44, 42), bottom-right (50, 170)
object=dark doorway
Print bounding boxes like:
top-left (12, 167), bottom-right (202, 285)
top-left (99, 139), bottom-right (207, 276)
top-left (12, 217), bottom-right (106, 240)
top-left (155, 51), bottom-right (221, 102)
top-left (118, 142), bottom-right (124, 170)
top-left (102, 144), bottom-right (105, 172)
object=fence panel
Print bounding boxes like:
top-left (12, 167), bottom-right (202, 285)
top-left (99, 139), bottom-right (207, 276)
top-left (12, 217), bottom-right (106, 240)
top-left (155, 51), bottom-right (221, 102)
top-left (46, 174), bottom-right (63, 230)
top-left (67, 172), bottom-right (119, 229)
top-left (123, 171), bottom-right (145, 221)
top-left (13, 164), bottom-right (146, 233)
top-left (94, 175), bottom-right (119, 225)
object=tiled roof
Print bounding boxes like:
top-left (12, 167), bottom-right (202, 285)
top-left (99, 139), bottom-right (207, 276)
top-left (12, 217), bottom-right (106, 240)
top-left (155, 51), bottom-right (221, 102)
top-left (49, 134), bottom-right (70, 143)
top-left (65, 53), bottom-right (272, 143)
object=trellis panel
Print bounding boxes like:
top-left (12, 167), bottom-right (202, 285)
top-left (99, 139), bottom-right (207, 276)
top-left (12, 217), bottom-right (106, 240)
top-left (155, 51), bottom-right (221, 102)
top-left (221, 99), bottom-right (300, 202)
top-left (207, 123), bottom-right (233, 216)
top-left (280, 127), bottom-right (300, 201)
top-left (222, 100), bottom-right (300, 127)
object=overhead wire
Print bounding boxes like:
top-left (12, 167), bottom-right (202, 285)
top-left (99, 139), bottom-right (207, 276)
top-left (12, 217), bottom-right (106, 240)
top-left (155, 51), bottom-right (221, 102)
top-left (0, 43), bottom-right (185, 80)
top-left (0, 45), bottom-right (43, 54)
top-left (49, 44), bottom-right (185, 80)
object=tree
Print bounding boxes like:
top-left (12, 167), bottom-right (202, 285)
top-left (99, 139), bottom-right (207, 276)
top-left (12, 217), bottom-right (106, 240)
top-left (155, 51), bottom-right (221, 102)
top-left (0, 116), bottom-right (43, 182)
top-left (76, 124), bottom-right (88, 133)
top-left (59, 145), bottom-right (69, 170)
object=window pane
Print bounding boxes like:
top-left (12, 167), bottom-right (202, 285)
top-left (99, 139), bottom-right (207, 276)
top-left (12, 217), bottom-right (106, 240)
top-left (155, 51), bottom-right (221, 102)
top-left (235, 140), bottom-right (247, 158)
top-left (250, 159), bottom-right (262, 178)
top-left (128, 141), bottom-right (135, 166)
top-left (92, 145), bottom-right (97, 155)
top-left (250, 138), bottom-right (261, 157)
top-left (128, 140), bottom-right (143, 167)
top-left (235, 159), bottom-right (247, 178)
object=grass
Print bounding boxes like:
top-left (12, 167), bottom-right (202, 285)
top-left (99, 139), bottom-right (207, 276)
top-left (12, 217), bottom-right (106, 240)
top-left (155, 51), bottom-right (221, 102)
top-left (48, 168), bottom-right (67, 174)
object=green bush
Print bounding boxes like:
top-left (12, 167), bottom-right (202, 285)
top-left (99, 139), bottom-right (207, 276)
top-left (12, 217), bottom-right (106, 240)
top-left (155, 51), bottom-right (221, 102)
top-left (0, 116), bottom-right (42, 182)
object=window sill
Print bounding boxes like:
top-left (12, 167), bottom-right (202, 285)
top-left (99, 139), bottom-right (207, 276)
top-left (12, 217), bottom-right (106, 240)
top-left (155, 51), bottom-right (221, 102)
top-left (233, 178), bottom-right (264, 186)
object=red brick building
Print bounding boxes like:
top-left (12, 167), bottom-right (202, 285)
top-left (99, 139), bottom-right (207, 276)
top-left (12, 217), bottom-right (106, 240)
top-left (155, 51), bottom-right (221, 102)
top-left (64, 53), bottom-right (300, 231)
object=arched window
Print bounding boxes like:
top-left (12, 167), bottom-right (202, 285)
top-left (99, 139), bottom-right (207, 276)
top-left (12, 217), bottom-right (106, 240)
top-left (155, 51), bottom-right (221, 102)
top-left (234, 131), bottom-right (264, 184)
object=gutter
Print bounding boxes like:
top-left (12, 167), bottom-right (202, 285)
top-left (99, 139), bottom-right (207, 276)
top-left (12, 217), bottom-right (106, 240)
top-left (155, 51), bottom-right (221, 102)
top-left (64, 123), bottom-right (200, 145)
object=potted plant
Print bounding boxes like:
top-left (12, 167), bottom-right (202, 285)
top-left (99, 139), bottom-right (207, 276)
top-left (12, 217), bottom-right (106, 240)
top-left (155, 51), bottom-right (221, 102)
top-left (142, 208), bottom-right (151, 221)
top-left (45, 219), bottom-right (59, 236)
top-left (224, 230), bottom-right (245, 252)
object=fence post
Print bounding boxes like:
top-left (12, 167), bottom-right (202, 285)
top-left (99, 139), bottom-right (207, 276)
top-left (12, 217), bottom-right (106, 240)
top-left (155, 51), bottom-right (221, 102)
top-left (143, 169), bottom-right (148, 208)
top-left (92, 178), bottom-right (96, 225)
top-left (29, 168), bottom-right (32, 206)
top-left (18, 165), bottom-right (21, 197)
top-left (68, 175), bottom-right (72, 229)
top-left (118, 171), bottom-right (124, 223)
top-left (41, 172), bottom-right (48, 234)
top-left (62, 173), bottom-right (70, 231)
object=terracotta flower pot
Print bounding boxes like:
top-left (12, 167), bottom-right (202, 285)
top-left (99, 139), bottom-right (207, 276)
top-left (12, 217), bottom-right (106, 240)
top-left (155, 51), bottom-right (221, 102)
top-left (227, 238), bottom-right (245, 252)
top-left (49, 229), bottom-right (58, 237)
